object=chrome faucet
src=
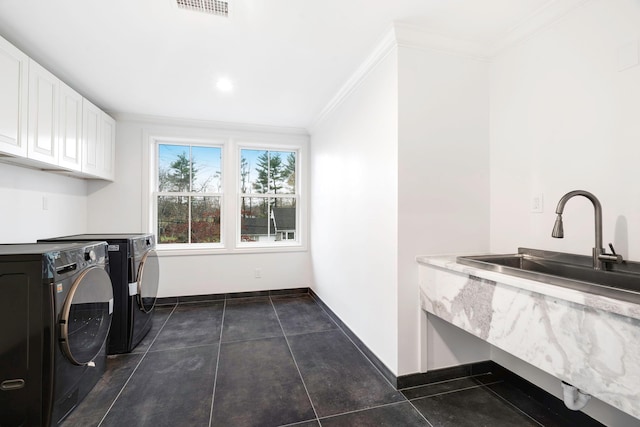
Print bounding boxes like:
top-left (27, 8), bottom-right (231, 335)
top-left (551, 190), bottom-right (622, 270)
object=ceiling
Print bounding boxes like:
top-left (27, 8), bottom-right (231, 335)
top-left (0, 0), bottom-right (556, 129)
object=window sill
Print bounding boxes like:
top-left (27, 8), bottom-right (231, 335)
top-left (156, 244), bottom-right (307, 257)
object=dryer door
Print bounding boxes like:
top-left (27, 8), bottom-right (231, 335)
top-left (136, 250), bottom-right (159, 313)
top-left (60, 266), bottom-right (113, 366)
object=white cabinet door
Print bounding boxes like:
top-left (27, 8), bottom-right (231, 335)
top-left (82, 99), bottom-right (115, 181)
top-left (82, 98), bottom-right (101, 177)
top-left (58, 83), bottom-right (83, 171)
top-left (0, 36), bottom-right (28, 157)
top-left (0, 35), bottom-right (115, 180)
top-left (27, 59), bottom-right (59, 165)
top-left (100, 112), bottom-right (116, 181)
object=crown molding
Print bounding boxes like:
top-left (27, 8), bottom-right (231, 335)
top-left (489, 0), bottom-right (593, 56)
top-left (309, 0), bottom-right (591, 133)
top-left (110, 112), bottom-right (309, 137)
top-left (308, 22), bottom-right (492, 132)
top-left (393, 23), bottom-right (492, 60)
top-left (308, 25), bottom-right (398, 133)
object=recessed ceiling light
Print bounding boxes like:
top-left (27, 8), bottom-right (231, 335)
top-left (216, 78), bottom-right (233, 92)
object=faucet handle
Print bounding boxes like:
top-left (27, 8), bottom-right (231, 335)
top-left (599, 243), bottom-right (623, 264)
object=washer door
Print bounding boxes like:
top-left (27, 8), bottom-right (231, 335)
top-left (136, 250), bottom-right (159, 313)
top-left (60, 266), bottom-right (113, 366)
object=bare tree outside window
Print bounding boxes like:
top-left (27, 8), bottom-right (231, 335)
top-left (157, 144), bottom-right (222, 244)
top-left (240, 149), bottom-right (297, 242)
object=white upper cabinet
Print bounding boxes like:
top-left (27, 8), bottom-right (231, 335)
top-left (0, 34), bottom-right (115, 180)
top-left (82, 98), bottom-right (101, 177)
top-left (0, 36), bottom-right (28, 157)
top-left (58, 82), bottom-right (83, 171)
top-left (27, 59), bottom-right (59, 165)
top-left (82, 99), bottom-right (115, 181)
top-left (100, 112), bottom-right (115, 181)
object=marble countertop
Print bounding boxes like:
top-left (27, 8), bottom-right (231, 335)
top-left (417, 255), bottom-right (640, 322)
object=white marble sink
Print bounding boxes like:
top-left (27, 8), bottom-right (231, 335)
top-left (458, 248), bottom-right (640, 305)
top-left (417, 255), bottom-right (640, 420)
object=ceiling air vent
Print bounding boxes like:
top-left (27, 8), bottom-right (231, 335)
top-left (176, 0), bottom-right (229, 17)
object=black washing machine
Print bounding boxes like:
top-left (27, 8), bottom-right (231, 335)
top-left (40, 234), bottom-right (159, 354)
top-left (0, 241), bottom-right (113, 426)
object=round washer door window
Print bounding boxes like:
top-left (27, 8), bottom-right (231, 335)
top-left (136, 250), bottom-right (159, 313)
top-left (60, 266), bottom-right (113, 366)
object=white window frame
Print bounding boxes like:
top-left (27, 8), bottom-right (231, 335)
top-left (237, 144), bottom-right (301, 249)
top-left (150, 137), bottom-right (226, 251)
top-left (145, 130), bottom-right (308, 255)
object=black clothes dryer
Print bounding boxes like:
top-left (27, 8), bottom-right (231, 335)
top-left (40, 234), bottom-right (159, 354)
top-left (0, 241), bottom-right (113, 426)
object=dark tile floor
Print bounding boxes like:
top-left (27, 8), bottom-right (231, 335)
top-left (61, 293), bottom-right (594, 427)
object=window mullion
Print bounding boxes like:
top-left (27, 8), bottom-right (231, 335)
top-left (187, 196), bottom-right (192, 244)
top-left (157, 191), bottom-right (223, 197)
top-left (189, 145), bottom-right (193, 193)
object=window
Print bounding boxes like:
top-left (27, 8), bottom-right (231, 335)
top-left (239, 149), bottom-right (298, 245)
top-left (148, 133), bottom-right (306, 253)
top-left (156, 143), bottom-right (222, 245)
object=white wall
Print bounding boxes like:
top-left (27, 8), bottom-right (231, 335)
top-left (490, 0), bottom-right (640, 259)
top-left (490, 1), bottom-right (640, 424)
top-left (425, 314), bottom-right (490, 369)
top-left (310, 47), bottom-right (400, 374)
top-left (309, 35), bottom-right (492, 376)
top-left (87, 117), bottom-right (312, 297)
top-left (398, 45), bottom-right (491, 374)
top-left (158, 251), bottom-right (311, 296)
top-left (0, 162), bottom-right (87, 242)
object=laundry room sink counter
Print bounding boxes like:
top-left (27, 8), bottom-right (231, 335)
top-left (417, 255), bottom-right (640, 321)
top-left (416, 254), bottom-right (640, 421)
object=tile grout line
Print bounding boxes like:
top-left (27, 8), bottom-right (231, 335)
top-left (269, 296), bottom-right (322, 426)
top-left (143, 342), bottom-right (220, 353)
top-left (278, 327), bottom-right (341, 339)
top-left (482, 384), bottom-right (546, 427)
top-left (208, 297), bottom-right (227, 427)
top-left (308, 293), bottom-right (401, 393)
top-left (408, 382), bottom-right (506, 402)
top-left (317, 400), bottom-right (434, 425)
top-left (406, 399), bottom-right (435, 427)
top-left (97, 302), bottom-right (178, 426)
top-left (308, 293), bottom-right (434, 426)
top-left (211, 324), bottom-right (338, 346)
top-left (219, 332), bottom-right (286, 345)
top-left (398, 372), bottom-right (496, 392)
top-left (277, 418), bottom-right (320, 427)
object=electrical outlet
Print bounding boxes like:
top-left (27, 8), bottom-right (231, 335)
top-left (42, 196), bottom-right (49, 211)
top-left (531, 194), bottom-right (543, 213)
top-left (254, 268), bottom-right (262, 278)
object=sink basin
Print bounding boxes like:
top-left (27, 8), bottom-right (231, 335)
top-left (457, 248), bottom-right (640, 304)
